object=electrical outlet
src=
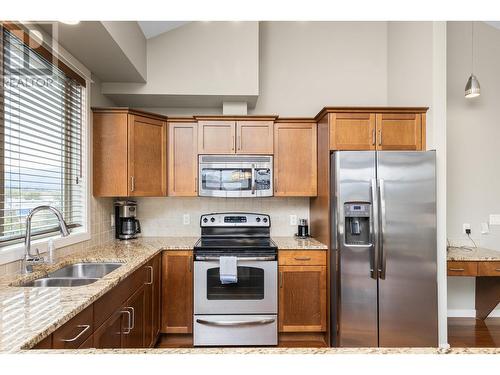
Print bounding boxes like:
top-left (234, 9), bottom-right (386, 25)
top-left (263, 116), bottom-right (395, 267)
top-left (110, 214), bottom-right (115, 227)
top-left (290, 215), bottom-right (297, 226)
top-left (183, 214), bottom-right (190, 225)
top-left (463, 223), bottom-right (471, 235)
top-left (489, 214), bottom-right (500, 225)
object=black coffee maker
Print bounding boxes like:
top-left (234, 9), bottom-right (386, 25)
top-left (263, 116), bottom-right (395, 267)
top-left (114, 200), bottom-right (141, 240)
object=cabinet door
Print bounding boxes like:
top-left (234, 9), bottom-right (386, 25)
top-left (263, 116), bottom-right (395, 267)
top-left (93, 112), bottom-right (129, 197)
top-left (93, 309), bottom-right (125, 349)
top-left (161, 251), bottom-right (193, 334)
top-left (278, 266), bottom-right (327, 333)
top-left (198, 121), bottom-right (235, 154)
top-left (168, 122), bottom-right (198, 196)
top-left (376, 113), bottom-right (424, 150)
top-left (122, 286), bottom-right (146, 348)
top-left (128, 114), bottom-right (167, 196)
top-left (329, 113), bottom-right (376, 150)
top-left (236, 121), bottom-right (274, 154)
top-left (274, 122), bottom-right (317, 196)
top-left (144, 254), bottom-right (162, 348)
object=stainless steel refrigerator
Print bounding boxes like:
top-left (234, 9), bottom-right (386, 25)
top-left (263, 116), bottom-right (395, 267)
top-left (330, 151), bottom-right (438, 347)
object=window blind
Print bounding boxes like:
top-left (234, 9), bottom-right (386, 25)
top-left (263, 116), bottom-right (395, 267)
top-left (0, 27), bottom-right (85, 245)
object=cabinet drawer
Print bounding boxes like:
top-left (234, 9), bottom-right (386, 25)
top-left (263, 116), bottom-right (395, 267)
top-left (478, 262), bottom-right (500, 276)
top-left (94, 265), bottom-right (147, 328)
top-left (32, 334), bottom-right (53, 349)
top-left (447, 261), bottom-right (478, 276)
top-left (52, 305), bottom-right (93, 349)
top-left (279, 250), bottom-right (326, 266)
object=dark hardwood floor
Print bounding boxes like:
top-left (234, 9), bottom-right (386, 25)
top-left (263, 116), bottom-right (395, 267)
top-left (448, 317), bottom-right (500, 347)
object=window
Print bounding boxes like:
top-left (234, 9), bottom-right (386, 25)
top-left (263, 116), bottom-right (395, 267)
top-left (0, 25), bottom-right (86, 246)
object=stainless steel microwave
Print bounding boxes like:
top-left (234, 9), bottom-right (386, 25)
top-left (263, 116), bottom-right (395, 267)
top-left (198, 155), bottom-right (273, 197)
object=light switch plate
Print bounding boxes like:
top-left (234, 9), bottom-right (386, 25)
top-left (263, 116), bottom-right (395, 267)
top-left (489, 214), bottom-right (500, 226)
top-left (110, 214), bottom-right (115, 227)
top-left (183, 214), bottom-right (190, 225)
top-left (290, 215), bottom-right (297, 226)
top-left (481, 222), bottom-right (490, 234)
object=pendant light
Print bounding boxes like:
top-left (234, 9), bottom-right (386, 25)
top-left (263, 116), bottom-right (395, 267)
top-left (465, 21), bottom-right (481, 98)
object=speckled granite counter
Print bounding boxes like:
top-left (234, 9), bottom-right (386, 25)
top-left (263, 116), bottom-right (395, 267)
top-left (0, 237), bottom-right (197, 353)
top-left (23, 347), bottom-right (500, 355)
top-left (272, 237), bottom-right (327, 250)
top-left (0, 236), bottom-right (326, 353)
top-left (447, 246), bottom-right (500, 261)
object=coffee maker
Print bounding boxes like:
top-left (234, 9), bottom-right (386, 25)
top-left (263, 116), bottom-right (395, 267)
top-left (114, 200), bottom-right (141, 240)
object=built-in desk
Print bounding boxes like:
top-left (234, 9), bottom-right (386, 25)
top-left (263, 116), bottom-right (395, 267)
top-left (447, 247), bottom-right (500, 320)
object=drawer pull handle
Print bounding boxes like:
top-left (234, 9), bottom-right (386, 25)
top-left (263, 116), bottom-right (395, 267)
top-left (196, 318), bottom-right (275, 327)
top-left (449, 268), bottom-right (465, 272)
top-left (294, 257), bottom-right (311, 261)
top-left (121, 310), bottom-right (132, 334)
top-left (145, 265), bottom-right (153, 285)
top-left (60, 324), bottom-right (90, 342)
top-left (495, 268), bottom-right (500, 272)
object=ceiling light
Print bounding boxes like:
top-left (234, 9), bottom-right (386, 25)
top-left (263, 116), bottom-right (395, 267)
top-left (465, 21), bottom-right (480, 98)
top-left (60, 21), bottom-right (80, 25)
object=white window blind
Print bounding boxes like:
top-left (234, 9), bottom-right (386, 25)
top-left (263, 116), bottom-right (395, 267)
top-left (0, 27), bottom-right (85, 245)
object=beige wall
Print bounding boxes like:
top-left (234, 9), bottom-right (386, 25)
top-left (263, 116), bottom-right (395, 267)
top-left (447, 21), bottom-right (500, 317)
top-left (136, 197), bottom-right (309, 238)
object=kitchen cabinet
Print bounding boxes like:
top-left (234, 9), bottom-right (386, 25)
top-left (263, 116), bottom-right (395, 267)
top-left (92, 108), bottom-right (167, 197)
top-left (197, 120), bottom-right (235, 154)
top-left (144, 253), bottom-right (162, 347)
top-left (197, 118), bottom-right (275, 155)
top-left (161, 251), bottom-right (193, 334)
top-left (274, 121), bottom-right (317, 196)
top-left (52, 305), bottom-right (94, 349)
top-left (168, 121), bottom-right (198, 196)
top-left (278, 251), bottom-right (327, 333)
top-left (324, 108), bottom-right (427, 151)
top-left (32, 253), bottom-right (162, 350)
top-left (236, 121), bottom-right (273, 154)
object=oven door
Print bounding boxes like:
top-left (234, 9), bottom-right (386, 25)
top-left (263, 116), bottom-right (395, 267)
top-left (194, 259), bottom-right (277, 315)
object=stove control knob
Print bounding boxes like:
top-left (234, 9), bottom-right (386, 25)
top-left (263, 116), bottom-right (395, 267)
top-left (203, 217), bottom-right (208, 223)
top-left (210, 217), bottom-right (215, 223)
top-left (256, 217), bottom-right (261, 223)
top-left (263, 217), bottom-right (268, 223)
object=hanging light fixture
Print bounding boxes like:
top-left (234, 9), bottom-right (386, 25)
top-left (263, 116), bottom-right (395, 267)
top-left (465, 21), bottom-right (481, 98)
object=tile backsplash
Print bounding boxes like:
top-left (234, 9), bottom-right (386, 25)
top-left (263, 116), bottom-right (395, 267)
top-left (136, 197), bottom-right (310, 237)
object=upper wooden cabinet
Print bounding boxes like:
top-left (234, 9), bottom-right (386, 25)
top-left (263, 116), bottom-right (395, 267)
top-left (236, 121), bottom-right (274, 154)
top-left (168, 121), bottom-right (198, 196)
top-left (274, 121), bottom-right (317, 196)
top-left (198, 120), bottom-right (235, 154)
top-left (197, 118), bottom-right (276, 154)
top-left (93, 108), bottom-right (167, 197)
top-left (329, 112), bottom-right (376, 150)
top-left (323, 108), bottom-right (427, 151)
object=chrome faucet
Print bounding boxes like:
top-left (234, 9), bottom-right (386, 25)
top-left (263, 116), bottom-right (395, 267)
top-left (23, 206), bottom-right (70, 273)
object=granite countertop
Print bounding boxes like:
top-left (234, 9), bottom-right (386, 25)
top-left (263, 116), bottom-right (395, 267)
top-left (24, 347), bottom-right (500, 355)
top-left (0, 235), bottom-right (326, 353)
top-left (272, 236), bottom-right (328, 250)
top-left (447, 246), bottom-right (500, 261)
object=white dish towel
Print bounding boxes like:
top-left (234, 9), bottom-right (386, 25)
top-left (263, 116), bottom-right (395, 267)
top-left (219, 256), bottom-right (238, 284)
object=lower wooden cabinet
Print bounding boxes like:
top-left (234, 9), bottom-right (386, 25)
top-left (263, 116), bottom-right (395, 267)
top-left (161, 251), bottom-right (193, 334)
top-left (32, 253), bottom-right (163, 350)
top-left (278, 251), bottom-right (327, 333)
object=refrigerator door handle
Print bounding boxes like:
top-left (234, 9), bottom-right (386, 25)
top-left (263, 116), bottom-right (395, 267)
top-left (378, 178), bottom-right (387, 279)
top-left (370, 178), bottom-right (379, 280)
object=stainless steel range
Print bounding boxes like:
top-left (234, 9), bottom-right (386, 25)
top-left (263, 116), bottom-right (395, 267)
top-left (193, 212), bottom-right (278, 346)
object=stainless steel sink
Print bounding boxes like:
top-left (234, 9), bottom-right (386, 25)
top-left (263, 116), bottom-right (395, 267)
top-left (21, 277), bottom-right (100, 287)
top-left (16, 262), bottom-right (123, 287)
top-left (48, 262), bottom-right (122, 279)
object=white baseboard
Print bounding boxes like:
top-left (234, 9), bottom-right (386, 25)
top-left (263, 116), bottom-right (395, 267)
top-left (448, 309), bottom-right (500, 318)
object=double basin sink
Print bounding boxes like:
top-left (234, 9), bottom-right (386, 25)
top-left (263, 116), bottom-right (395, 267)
top-left (20, 262), bottom-right (123, 287)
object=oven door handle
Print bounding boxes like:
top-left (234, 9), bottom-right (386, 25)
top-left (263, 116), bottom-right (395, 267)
top-left (196, 318), bottom-right (275, 327)
top-left (195, 256), bottom-right (276, 261)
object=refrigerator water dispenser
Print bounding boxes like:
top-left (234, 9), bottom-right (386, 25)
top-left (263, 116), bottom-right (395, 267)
top-left (344, 203), bottom-right (371, 245)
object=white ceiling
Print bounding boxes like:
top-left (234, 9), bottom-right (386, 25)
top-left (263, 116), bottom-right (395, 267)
top-left (137, 21), bottom-right (190, 39)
